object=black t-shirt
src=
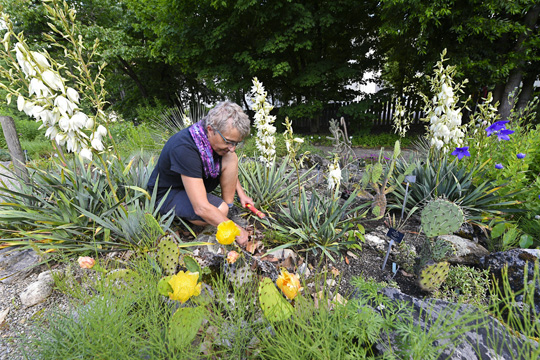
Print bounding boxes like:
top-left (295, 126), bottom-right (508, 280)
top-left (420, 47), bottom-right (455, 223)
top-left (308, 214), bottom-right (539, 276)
top-left (147, 127), bottom-right (222, 199)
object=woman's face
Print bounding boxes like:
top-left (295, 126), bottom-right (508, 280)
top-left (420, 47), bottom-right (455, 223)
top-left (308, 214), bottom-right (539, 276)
top-left (207, 122), bottom-right (243, 156)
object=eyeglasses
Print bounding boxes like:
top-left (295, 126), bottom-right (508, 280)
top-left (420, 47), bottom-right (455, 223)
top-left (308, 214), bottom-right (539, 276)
top-left (213, 127), bottom-right (243, 148)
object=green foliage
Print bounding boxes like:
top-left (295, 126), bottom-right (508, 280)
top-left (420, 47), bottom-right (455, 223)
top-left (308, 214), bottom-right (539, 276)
top-left (391, 154), bottom-right (521, 222)
top-left (258, 277), bottom-right (294, 323)
top-left (0, 153), bottom-right (174, 254)
top-left (238, 156), bottom-right (314, 213)
top-left (351, 132), bottom-right (415, 148)
top-left (361, 140), bottom-right (414, 217)
top-left (463, 98), bottom-right (540, 215)
top-left (272, 188), bottom-right (368, 261)
top-left (489, 261), bottom-right (540, 357)
top-left (434, 265), bottom-right (490, 308)
top-left (420, 198), bottom-right (464, 238)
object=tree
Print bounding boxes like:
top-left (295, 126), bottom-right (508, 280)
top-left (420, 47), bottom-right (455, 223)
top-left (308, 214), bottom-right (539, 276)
top-left (379, 0), bottom-right (540, 119)
top-left (124, 0), bottom-right (382, 123)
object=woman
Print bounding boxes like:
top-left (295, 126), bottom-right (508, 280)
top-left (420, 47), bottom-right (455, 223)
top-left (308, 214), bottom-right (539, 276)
top-left (147, 101), bottom-right (253, 245)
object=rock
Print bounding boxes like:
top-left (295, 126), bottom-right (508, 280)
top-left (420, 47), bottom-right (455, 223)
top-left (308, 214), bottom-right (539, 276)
top-left (0, 307), bottom-right (8, 325)
top-left (480, 249), bottom-right (540, 312)
top-left (373, 287), bottom-right (537, 359)
top-left (0, 248), bottom-right (40, 284)
top-left (37, 270), bottom-right (54, 285)
top-left (365, 233), bottom-right (386, 252)
top-left (439, 235), bottom-right (490, 265)
top-left (19, 277), bottom-right (53, 307)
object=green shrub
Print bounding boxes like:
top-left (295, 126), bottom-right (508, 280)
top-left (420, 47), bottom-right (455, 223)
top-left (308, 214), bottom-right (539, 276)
top-left (434, 265), bottom-right (490, 308)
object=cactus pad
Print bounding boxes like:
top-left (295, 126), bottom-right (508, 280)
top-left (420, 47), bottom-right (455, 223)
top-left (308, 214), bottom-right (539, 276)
top-left (157, 235), bottom-right (180, 276)
top-left (168, 307), bottom-right (205, 349)
top-left (157, 276), bottom-right (173, 296)
top-left (418, 261), bottom-right (450, 292)
top-left (421, 198), bottom-right (464, 238)
top-left (258, 278), bottom-right (294, 322)
top-left (182, 255), bottom-right (202, 282)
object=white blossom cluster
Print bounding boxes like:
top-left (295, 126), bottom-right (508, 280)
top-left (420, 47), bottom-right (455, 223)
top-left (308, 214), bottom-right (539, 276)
top-left (327, 158), bottom-right (342, 190)
top-left (251, 78), bottom-right (276, 166)
top-left (424, 60), bottom-right (467, 152)
top-left (10, 40), bottom-right (104, 161)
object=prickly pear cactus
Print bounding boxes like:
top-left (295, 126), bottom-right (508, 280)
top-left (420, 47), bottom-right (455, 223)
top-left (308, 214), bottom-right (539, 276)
top-left (168, 307), bottom-right (205, 349)
top-left (157, 276), bottom-right (173, 296)
top-left (421, 198), bottom-right (464, 238)
top-left (258, 278), bottom-right (294, 322)
top-left (182, 255), bottom-right (202, 281)
top-left (157, 235), bottom-right (180, 276)
top-left (418, 261), bottom-right (450, 292)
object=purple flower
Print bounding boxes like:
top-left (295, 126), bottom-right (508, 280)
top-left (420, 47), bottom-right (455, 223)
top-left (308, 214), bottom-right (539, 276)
top-left (384, 156), bottom-right (390, 161)
top-left (451, 146), bottom-right (471, 160)
top-left (497, 129), bottom-right (514, 141)
top-left (495, 163), bottom-right (504, 169)
top-left (517, 153), bottom-right (526, 159)
top-left (486, 120), bottom-right (509, 136)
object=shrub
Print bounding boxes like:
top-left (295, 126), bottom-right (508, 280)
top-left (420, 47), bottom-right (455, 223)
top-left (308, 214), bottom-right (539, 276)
top-left (434, 265), bottom-right (490, 308)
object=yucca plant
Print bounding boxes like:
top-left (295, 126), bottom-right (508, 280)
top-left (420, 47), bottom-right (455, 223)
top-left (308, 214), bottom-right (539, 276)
top-left (0, 153), bottom-right (174, 254)
top-left (271, 188), bottom-right (368, 261)
top-left (390, 155), bottom-right (522, 223)
top-left (238, 156), bottom-right (315, 214)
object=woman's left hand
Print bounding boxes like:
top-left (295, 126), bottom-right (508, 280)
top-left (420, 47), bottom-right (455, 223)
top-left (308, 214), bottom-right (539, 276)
top-left (238, 194), bottom-right (254, 208)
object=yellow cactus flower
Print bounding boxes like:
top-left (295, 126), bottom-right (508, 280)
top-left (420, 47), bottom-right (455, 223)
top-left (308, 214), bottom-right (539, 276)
top-left (216, 220), bottom-right (240, 245)
top-left (276, 269), bottom-right (301, 300)
top-left (167, 271), bottom-right (202, 303)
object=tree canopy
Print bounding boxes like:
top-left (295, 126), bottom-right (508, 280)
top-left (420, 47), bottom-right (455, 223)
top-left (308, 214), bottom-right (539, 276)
top-left (1, 0), bottom-right (538, 124)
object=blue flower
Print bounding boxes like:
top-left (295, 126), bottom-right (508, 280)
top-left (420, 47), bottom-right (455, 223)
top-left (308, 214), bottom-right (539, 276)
top-left (497, 129), bottom-right (514, 141)
top-left (451, 146), bottom-right (471, 160)
top-left (486, 120), bottom-right (509, 136)
top-left (517, 153), bottom-right (526, 159)
top-left (495, 163), bottom-right (504, 169)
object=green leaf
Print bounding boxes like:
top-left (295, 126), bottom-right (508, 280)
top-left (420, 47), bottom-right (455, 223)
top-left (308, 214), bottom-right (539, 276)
top-left (490, 223), bottom-right (507, 239)
top-left (519, 234), bottom-right (533, 249)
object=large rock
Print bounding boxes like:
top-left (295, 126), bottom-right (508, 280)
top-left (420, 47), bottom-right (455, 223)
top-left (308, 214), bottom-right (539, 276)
top-left (0, 248), bottom-right (40, 284)
top-left (374, 287), bottom-right (537, 359)
top-left (480, 249), bottom-right (540, 312)
top-left (19, 271), bottom-right (54, 307)
top-left (439, 235), bottom-right (490, 265)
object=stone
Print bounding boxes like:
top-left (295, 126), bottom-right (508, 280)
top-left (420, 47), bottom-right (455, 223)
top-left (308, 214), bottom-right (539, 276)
top-left (0, 248), bottom-right (40, 284)
top-left (480, 249), bottom-right (540, 312)
top-left (373, 287), bottom-right (537, 359)
top-left (0, 307), bottom-right (8, 325)
top-left (37, 270), bottom-right (54, 285)
top-left (439, 235), bottom-right (490, 265)
top-left (19, 279), bottom-right (53, 307)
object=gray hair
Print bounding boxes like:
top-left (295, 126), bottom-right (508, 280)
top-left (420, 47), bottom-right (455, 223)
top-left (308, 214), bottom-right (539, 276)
top-left (202, 101), bottom-right (251, 138)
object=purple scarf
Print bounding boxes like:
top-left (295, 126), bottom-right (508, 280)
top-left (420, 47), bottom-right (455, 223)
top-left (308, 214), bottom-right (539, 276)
top-left (189, 122), bottom-right (220, 178)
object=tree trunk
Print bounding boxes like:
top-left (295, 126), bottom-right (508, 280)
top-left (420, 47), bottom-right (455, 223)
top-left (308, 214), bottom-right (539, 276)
top-left (0, 116), bottom-right (29, 183)
top-left (492, 83), bottom-right (505, 105)
top-left (498, 5), bottom-right (540, 121)
top-left (117, 56), bottom-right (148, 99)
top-left (516, 72), bottom-right (537, 111)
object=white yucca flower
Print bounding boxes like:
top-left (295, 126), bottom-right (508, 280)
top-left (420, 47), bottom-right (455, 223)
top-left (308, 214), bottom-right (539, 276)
top-left (327, 159), bottom-right (342, 190)
top-left (251, 77), bottom-right (276, 166)
top-left (12, 41), bottom-right (102, 161)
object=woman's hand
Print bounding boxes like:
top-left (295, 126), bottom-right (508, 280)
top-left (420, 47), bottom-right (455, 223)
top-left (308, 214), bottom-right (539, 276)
top-left (238, 193), bottom-right (254, 208)
top-left (236, 226), bottom-right (249, 246)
